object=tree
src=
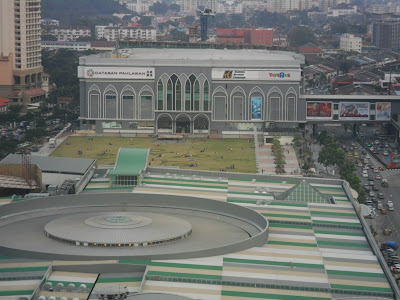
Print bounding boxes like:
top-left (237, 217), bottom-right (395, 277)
top-left (230, 14), bottom-right (245, 28)
top-left (293, 133), bottom-right (303, 148)
top-left (318, 147), bottom-right (345, 170)
top-left (41, 0), bottom-right (130, 24)
top-left (0, 138), bottom-right (19, 159)
top-left (76, 36), bottom-right (92, 42)
top-left (42, 34), bottom-right (58, 41)
top-left (339, 61), bottom-right (351, 74)
top-left (170, 29), bottom-right (189, 42)
top-left (150, 2), bottom-right (169, 14)
top-left (24, 128), bottom-right (48, 143)
top-left (287, 26), bottom-right (316, 47)
top-left (138, 16), bottom-right (152, 27)
top-left (330, 23), bottom-right (347, 34)
top-left (184, 16), bottom-right (195, 25)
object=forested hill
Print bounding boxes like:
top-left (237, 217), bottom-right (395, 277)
top-left (41, 0), bottom-right (130, 24)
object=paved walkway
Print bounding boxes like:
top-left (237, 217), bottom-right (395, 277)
top-left (254, 133), bottom-right (301, 175)
top-left (283, 145), bottom-right (301, 175)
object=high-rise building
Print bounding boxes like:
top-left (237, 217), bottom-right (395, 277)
top-left (0, 0), bottom-right (45, 109)
top-left (372, 19), bottom-right (400, 50)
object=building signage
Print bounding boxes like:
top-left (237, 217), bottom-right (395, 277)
top-left (340, 102), bottom-right (369, 120)
top-left (78, 67), bottom-right (155, 79)
top-left (306, 102), bottom-right (332, 120)
top-left (212, 69), bottom-right (301, 81)
top-left (251, 97), bottom-right (262, 119)
top-left (269, 72), bottom-right (291, 79)
top-left (376, 102), bottom-right (391, 121)
top-left (223, 70), bottom-right (246, 79)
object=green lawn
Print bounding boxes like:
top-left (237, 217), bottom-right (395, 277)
top-left (51, 136), bottom-right (257, 173)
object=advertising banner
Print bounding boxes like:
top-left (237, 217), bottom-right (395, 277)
top-left (376, 102), bottom-right (391, 121)
top-left (251, 97), bottom-right (262, 119)
top-left (212, 69), bottom-right (301, 81)
top-left (306, 102), bottom-right (332, 119)
top-left (78, 67), bottom-right (155, 79)
top-left (340, 102), bottom-right (369, 120)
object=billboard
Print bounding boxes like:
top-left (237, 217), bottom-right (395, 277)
top-left (251, 97), bottom-right (262, 119)
top-left (212, 69), bottom-right (301, 81)
top-left (376, 102), bottom-right (391, 121)
top-left (78, 67), bottom-right (155, 79)
top-left (340, 102), bottom-right (369, 120)
top-left (306, 102), bottom-right (332, 119)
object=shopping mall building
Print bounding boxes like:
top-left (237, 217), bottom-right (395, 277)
top-left (78, 48), bottom-right (305, 135)
top-left (78, 48), bottom-right (400, 135)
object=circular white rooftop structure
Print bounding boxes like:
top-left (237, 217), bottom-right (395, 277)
top-left (44, 212), bottom-right (192, 247)
top-left (0, 193), bottom-right (269, 260)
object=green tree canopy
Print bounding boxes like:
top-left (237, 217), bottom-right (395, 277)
top-left (287, 26), bottom-right (316, 47)
top-left (318, 147), bottom-right (345, 169)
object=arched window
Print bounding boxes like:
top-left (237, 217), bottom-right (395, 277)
top-left (176, 79), bottom-right (182, 111)
top-left (121, 89), bottom-right (135, 119)
top-left (185, 80), bottom-right (191, 111)
top-left (88, 86), bottom-right (100, 119)
top-left (157, 79), bottom-right (164, 110)
top-left (203, 80), bottom-right (210, 111)
top-left (167, 79), bottom-right (173, 110)
top-left (105, 90), bottom-right (117, 119)
top-left (194, 80), bottom-right (200, 111)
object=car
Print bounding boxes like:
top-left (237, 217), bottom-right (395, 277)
top-left (378, 192), bottom-right (384, 199)
top-left (364, 165), bottom-right (370, 170)
top-left (392, 265), bottom-right (400, 273)
top-left (376, 175), bottom-right (382, 180)
top-left (369, 191), bottom-right (375, 197)
top-left (382, 208), bottom-right (388, 214)
top-left (363, 173), bottom-right (368, 177)
top-left (374, 168), bottom-right (379, 173)
top-left (366, 154), bottom-right (371, 159)
top-left (370, 197), bottom-right (378, 203)
top-left (347, 153), bottom-right (353, 157)
top-left (358, 162), bottom-right (363, 167)
top-left (369, 180), bottom-right (374, 186)
top-left (373, 186), bottom-right (379, 191)
top-left (367, 200), bottom-right (373, 205)
top-left (363, 186), bottom-right (370, 192)
top-left (384, 151), bottom-right (389, 156)
top-left (354, 152), bottom-right (359, 158)
top-left (388, 200), bottom-right (393, 205)
top-left (368, 176), bottom-right (374, 181)
top-left (378, 203), bottom-right (384, 210)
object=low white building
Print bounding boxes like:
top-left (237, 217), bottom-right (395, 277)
top-left (41, 18), bottom-right (60, 26)
top-left (43, 26), bottom-right (91, 42)
top-left (340, 33), bottom-right (362, 53)
top-left (96, 25), bottom-right (156, 42)
top-left (327, 4), bottom-right (357, 17)
top-left (41, 41), bottom-right (91, 51)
